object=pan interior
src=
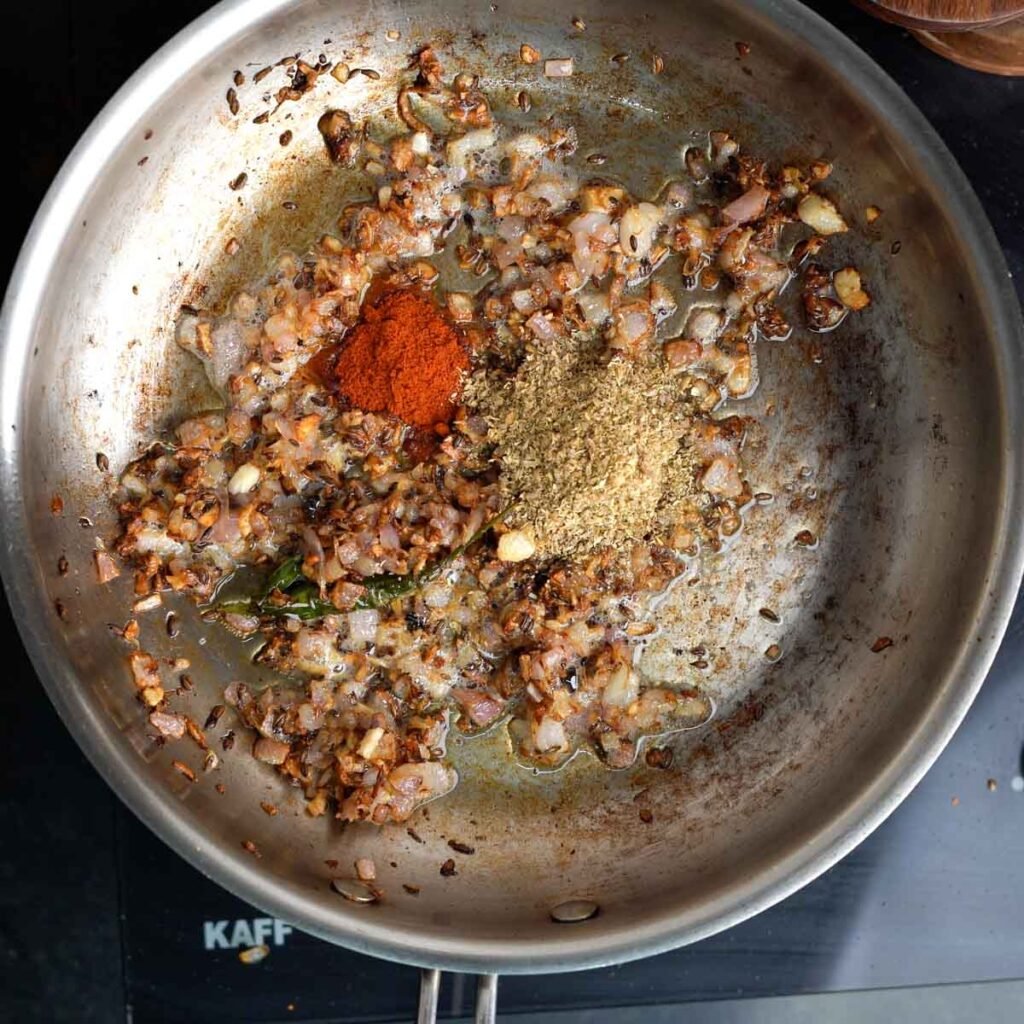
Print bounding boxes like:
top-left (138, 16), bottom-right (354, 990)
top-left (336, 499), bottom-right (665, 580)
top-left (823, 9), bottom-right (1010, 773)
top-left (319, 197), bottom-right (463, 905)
top-left (10, 0), bottom-right (1012, 970)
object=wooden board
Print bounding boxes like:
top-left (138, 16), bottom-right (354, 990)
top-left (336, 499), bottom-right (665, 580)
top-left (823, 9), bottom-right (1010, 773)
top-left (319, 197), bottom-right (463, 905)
top-left (855, 1), bottom-right (1024, 73)
top-left (857, 0), bottom-right (1024, 31)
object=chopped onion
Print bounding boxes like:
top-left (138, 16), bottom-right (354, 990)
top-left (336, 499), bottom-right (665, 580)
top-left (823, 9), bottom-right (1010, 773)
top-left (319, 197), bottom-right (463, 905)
top-left (378, 522), bottom-right (400, 550)
top-left (130, 652), bottom-right (161, 691)
top-left (684, 305), bottom-right (725, 345)
top-left (700, 456), bottom-right (744, 498)
top-left (718, 228), bottom-right (753, 274)
top-left (120, 473), bottom-right (148, 498)
top-left (663, 180), bottom-right (691, 209)
top-left (422, 582), bottom-right (452, 608)
top-left (568, 211), bottom-right (616, 280)
top-left (206, 509), bottom-right (241, 546)
top-left (533, 716), bottom-right (569, 752)
top-left (223, 611), bottom-right (260, 635)
top-left (498, 265), bottom-right (522, 288)
top-left (446, 292), bottom-right (475, 322)
top-left (618, 202), bottom-right (662, 260)
top-left (133, 594), bottom-right (162, 613)
top-left (493, 240), bottom-right (523, 270)
top-left (347, 609), bottom-right (379, 645)
top-left (609, 302), bottom-right (654, 351)
top-left (601, 664), bottom-right (639, 707)
top-left (544, 58), bottom-right (574, 78)
top-left (301, 527), bottom-right (326, 585)
top-left (526, 311), bottom-right (562, 342)
top-left (525, 174), bottom-right (577, 214)
top-left (253, 737), bottom-right (291, 764)
top-left (149, 711), bottom-right (186, 739)
top-left (446, 127), bottom-right (498, 174)
top-left (579, 184), bottom-right (627, 214)
top-left (710, 130), bottom-right (738, 167)
top-left (452, 688), bottom-right (505, 727)
top-left (497, 215), bottom-right (527, 241)
top-left (296, 628), bottom-right (347, 673)
top-left (133, 526), bottom-right (188, 559)
top-left (721, 184), bottom-right (769, 225)
top-left (224, 681), bottom-right (249, 707)
top-left (504, 132), bottom-right (546, 166)
top-left (575, 288), bottom-right (611, 326)
top-left (388, 761), bottom-right (457, 802)
top-left (511, 289), bottom-right (540, 314)
top-left (93, 549), bottom-right (121, 584)
top-left (664, 338), bottom-right (702, 369)
top-left (296, 702), bottom-right (323, 733)
top-left (648, 280), bottom-right (677, 321)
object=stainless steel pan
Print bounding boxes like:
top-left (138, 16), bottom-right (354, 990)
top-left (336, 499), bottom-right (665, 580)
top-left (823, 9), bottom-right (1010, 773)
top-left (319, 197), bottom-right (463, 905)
top-left (2, 0), bottom-right (1022, 1018)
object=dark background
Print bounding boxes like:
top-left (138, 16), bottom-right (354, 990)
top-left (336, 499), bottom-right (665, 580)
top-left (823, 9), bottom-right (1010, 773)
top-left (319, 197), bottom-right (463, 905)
top-left (1, 3), bottom-right (1022, 1022)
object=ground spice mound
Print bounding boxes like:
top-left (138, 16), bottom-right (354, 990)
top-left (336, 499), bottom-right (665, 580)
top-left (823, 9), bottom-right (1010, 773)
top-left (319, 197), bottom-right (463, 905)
top-left (467, 338), bottom-right (698, 557)
top-left (334, 289), bottom-right (468, 427)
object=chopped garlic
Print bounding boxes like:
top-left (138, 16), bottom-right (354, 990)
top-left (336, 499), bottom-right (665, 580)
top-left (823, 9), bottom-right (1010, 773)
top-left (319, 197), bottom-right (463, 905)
top-left (797, 193), bottom-right (848, 235)
top-left (497, 529), bottom-right (536, 562)
top-left (141, 685), bottom-right (164, 707)
top-left (446, 127), bottom-right (497, 172)
top-left (834, 267), bottom-right (872, 310)
top-left (358, 726), bottom-right (385, 760)
top-left (228, 463), bottom-right (261, 495)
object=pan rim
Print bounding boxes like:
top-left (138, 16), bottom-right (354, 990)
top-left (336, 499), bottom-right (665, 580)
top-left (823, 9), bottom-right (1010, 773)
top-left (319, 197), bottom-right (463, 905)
top-left (1, 0), bottom-right (1022, 974)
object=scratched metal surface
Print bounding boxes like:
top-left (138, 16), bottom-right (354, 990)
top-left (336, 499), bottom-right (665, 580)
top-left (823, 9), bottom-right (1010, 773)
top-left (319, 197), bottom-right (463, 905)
top-left (1, 0), bottom-right (1021, 977)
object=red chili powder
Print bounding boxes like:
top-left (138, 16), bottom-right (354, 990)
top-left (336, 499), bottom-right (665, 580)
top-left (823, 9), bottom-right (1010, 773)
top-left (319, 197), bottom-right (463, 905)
top-left (333, 289), bottom-right (468, 428)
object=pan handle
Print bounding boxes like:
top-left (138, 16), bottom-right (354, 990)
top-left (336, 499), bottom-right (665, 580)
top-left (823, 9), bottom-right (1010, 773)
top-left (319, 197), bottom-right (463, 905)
top-left (474, 973), bottom-right (498, 1022)
top-left (417, 970), bottom-right (498, 1023)
top-left (417, 969), bottom-right (440, 1023)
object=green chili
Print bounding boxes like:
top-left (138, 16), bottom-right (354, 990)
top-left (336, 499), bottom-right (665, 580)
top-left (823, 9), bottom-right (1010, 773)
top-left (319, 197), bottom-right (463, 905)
top-left (217, 505), bottom-right (514, 621)
top-left (353, 504), bottom-right (514, 610)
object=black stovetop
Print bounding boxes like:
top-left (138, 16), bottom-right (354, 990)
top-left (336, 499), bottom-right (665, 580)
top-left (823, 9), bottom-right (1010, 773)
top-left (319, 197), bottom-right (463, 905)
top-left (2, 3), bottom-right (1023, 1022)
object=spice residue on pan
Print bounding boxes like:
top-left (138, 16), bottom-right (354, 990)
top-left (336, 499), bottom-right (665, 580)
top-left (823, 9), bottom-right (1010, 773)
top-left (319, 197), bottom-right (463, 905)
top-left (104, 42), bottom-right (870, 826)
